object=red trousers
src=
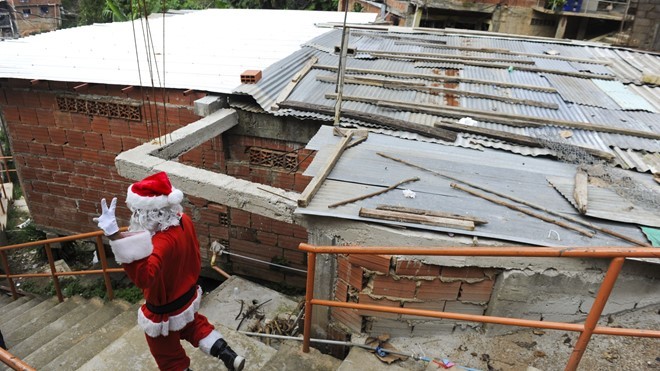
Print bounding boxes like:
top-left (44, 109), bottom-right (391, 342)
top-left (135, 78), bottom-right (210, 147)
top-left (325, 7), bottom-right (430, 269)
top-left (145, 312), bottom-right (215, 371)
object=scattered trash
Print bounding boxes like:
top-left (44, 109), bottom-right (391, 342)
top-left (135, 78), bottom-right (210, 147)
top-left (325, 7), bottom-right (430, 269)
top-left (402, 189), bottom-right (416, 199)
top-left (433, 359), bottom-right (456, 369)
top-left (533, 330), bottom-right (545, 336)
top-left (365, 334), bottom-right (408, 364)
top-left (17, 218), bottom-right (32, 229)
top-left (458, 344), bottom-right (469, 352)
top-left (547, 230), bottom-right (561, 241)
top-left (507, 66), bottom-right (514, 72)
top-left (603, 350), bottom-right (619, 363)
top-left (545, 49), bottom-right (560, 55)
top-left (514, 341), bottom-right (537, 350)
top-left (459, 117), bottom-right (478, 126)
top-left (92, 251), bottom-right (99, 265)
top-left (560, 130), bottom-right (573, 138)
top-left (533, 350), bottom-right (546, 358)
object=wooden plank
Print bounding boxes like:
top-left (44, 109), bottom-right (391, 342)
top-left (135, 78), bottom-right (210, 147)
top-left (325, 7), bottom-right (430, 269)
top-left (278, 101), bottom-right (457, 142)
top-left (327, 177), bottom-right (420, 208)
top-left (317, 75), bottom-right (559, 109)
top-left (433, 121), bottom-right (615, 161)
top-left (326, 93), bottom-right (659, 140)
top-left (358, 49), bottom-right (537, 65)
top-left (297, 131), bottom-right (354, 207)
top-left (376, 205), bottom-right (487, 225)
top-left (450, 183), bottom-right (595, 237)
top-left (368, 52), bottom-right (615, 80)
top-left (314, 64), bottom-right (558, 93)
top-left (573, 169), bottom-right (589, 214)
top-left (271, 56), bottom-right (318, 111)
top-left (386, 40), bottom-right (613, 65)
top-left (359, 208), bottom-right (476, 231)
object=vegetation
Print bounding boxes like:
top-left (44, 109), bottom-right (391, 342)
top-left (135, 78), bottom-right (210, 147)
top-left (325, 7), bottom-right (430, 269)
top-left (62, 0), bottom-right (338, 27)
top-left (19, 277), bottom-right (144, 303)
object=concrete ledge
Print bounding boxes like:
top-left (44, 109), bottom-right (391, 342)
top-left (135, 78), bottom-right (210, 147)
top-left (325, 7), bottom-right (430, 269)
top-left (115, 108), bottom-right (299, 224)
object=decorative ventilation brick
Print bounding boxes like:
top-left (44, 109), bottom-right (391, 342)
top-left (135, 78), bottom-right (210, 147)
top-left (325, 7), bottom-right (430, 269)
top-left (57, 95), bottom-right (142, 121)
top-left (248, 147), bottom-right (298, 171)
top-left (219, 212), bottom-right (230, 227)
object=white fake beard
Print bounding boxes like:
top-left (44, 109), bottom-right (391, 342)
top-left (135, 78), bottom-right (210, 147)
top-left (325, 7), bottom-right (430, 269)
top-left (128, 205), bottom-right (183, 235)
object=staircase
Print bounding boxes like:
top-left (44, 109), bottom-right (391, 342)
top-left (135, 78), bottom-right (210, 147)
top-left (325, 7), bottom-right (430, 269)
top-left (0, 181), bottom-right (12, 231)
top-left (1, 276), bottom-right (397, 371)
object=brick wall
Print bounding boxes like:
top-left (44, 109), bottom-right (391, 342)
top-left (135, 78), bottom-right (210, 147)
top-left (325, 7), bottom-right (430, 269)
top-left (332, 255), bottom-right (499, 336)
top-left (0, 78), bottom-right (312, 286)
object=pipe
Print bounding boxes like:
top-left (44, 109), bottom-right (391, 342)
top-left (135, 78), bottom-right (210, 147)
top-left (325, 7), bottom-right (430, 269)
top-left (211, 265), bottom-right (231, 280)
top-left (0, 347), bottom-right (36, 371)
top-left (298, 243), bottom-right (660, 259)
top-left (302, 252), bottom-right (316, 353)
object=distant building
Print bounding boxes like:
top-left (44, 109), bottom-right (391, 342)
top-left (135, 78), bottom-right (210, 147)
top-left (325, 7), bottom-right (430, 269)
top-left (340, 0), bottom-right (660, 51)
top-left (0, 1), bottom-right (18, 37)
top-left (8, 0), bottom-right (61, 36)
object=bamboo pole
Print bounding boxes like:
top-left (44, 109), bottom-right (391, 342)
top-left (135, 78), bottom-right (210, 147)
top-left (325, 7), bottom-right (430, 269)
top-left (328, 177), bottom-right (420, 208)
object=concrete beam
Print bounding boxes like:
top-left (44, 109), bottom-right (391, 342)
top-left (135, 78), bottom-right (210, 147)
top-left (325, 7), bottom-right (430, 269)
top-left (115, 108), bottom-right (299, 224)
top-left (193, 95), bottom-right (226, 117)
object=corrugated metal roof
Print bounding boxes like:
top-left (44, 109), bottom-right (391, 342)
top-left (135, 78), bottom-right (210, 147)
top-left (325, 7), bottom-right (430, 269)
top-left (238, 27), bottom-right (660, 172)
top-left (0, 9), bottom-right (376, 93)
top-left (298, 126), bottom-right (648, 246)
top-left (626, 85), bottom-right (660, 112)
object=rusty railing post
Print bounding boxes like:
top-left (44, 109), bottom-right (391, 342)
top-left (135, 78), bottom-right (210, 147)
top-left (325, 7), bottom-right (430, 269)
top-left (96, 235), bottom-right (114, 301)
top-left (0, 250), bottom-right (18, 300)
top-left (565, 257), bottom-right (625, 371)
top-left (44, 243), bottom-right (64, 302)
top-left (302, 251), bottom-right (317, 353)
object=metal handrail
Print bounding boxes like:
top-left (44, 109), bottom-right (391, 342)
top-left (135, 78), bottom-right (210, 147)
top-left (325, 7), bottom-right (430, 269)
top-left (1, 228), bottom-right (127, 302)
top-left (298, 243), bottom-right (660, 371)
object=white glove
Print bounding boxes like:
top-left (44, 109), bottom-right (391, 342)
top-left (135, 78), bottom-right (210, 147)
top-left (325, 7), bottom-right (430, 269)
top-left (93, 198), bottom-right (119, 236)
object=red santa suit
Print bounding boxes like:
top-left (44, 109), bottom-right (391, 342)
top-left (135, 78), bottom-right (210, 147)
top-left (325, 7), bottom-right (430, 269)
top-left (108, 173), bottom-right (224, 371)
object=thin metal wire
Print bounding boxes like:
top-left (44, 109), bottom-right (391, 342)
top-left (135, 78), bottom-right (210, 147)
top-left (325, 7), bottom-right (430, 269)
top-left (220, 251), bottom-right (307, 274)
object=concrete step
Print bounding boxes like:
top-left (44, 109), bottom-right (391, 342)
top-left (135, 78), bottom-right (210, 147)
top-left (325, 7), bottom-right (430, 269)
top-left (260, 340), bottom-right (341, 371)
top-left (2, 296), bottom-right (59, 335)
top-left (338, 346), bottom-right (411, 371)
top-left (9, 296), bottom-right (101, 358)
top-left (0, 296), bottom-right (33, 326)
top-left (23, 298), bottom-right (132, 369)
top-left (42, 305), bottom-right (138, 371)
top-left (5, 297), bottom-right (81, 346)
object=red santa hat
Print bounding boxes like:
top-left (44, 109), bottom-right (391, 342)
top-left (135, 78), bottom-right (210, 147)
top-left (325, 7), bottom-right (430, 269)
top-left (126, 172), bottom-right (184, 210)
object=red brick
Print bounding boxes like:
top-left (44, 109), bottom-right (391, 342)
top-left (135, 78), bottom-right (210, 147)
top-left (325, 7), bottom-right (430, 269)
top-left (332, 307), bottom-right (362, 333)
top-left (187, 195), bottom-right (208, 208)
top-left (337, 256), bottom-right (351, 283)
top-left (348, 254), bottom-right (392, 273)
top-left (209, 225), bottom-right (229, 240)
top-left (271, 220), bottom-right (294, 237)
top-left (48, 127), bottom-right (68, 145)
top-left (441, 267), bottom-right (487, 280)
top-left (226, 162), bottom-right (250, 178)
top-left (62, 147), bottom-right (82, 161)
top-left (395, 260), bottom-right (441, 276)
top-left (28, 142), bottom-right (47, 155)
top-left (109, 120), bottom-right (130, 136)
top-left (36, 109), bottom-right (56, 126)
top-left (208, 203), bottom-right (227, 213)
top-left (53, 111), bottom-right (73, 128)
top-left (232, 261), bottom-right (285, 283)
top-left (416, 279), bottom-right (461, 301)
top-left (32, 126), bottom-right (51, 143)
top-left (58, 160), bottom-right (75, 173)
top-left (80, 149), bottom-right (100, 163)
top-left (371, 275), bottom-right (417, 299)
top-left (256, 231), bottom-right (277, 247)
top-left (38, 92), bottom-right (57, 109)
top-left (292, 225), bottom-right (308, 239)
top-left (357, 293), bottom-right (401, 319)
top-left (232, 226), bottom-right (257, 242)
top-left (230, 239), bottom-right (281, 262)
top-left (129, 122), bottom-right (150, 139)
top-left (121, 136), bottom-right (143, 150)
top-left (65, 130), bottom-right (85, 147)
top-left (349, 265), bottom-right (364, 290)
top-left (84, 132), bottom-right (103, 148)
top-left (283, 250), bottom-right (306, 267)
top-left (402, 300), bottom-right (446, 320)
top-left (45, 144), bottom-right (64, 158)
top-left (90, 116), bottom-right (111, 134)
top-left (200, 209), bottom-right (220, 224)
top-left (251, 214), bottom-right (273, 232)
top-left (294, 173), bottom-right (312, 193)
top-left (230, 208), bottom-right (250, 227)
top-left (335, 281), bottom-right (348, 301)
top-left (277, 235), bottom-right (302, 250)
top-left (71, 113), bottom-right (91, 130)
top-left (18, 107), bottom-right (39, 125)
top-left (103, 134), bottom-right (123, 152)
top-left (459, 280), bottom-right (495, 303)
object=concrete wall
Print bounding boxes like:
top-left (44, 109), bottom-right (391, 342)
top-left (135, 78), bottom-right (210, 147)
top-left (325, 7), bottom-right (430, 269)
top-left (0, 78), bottom-right (314, 286)
top-left (629, 0), bottom-right (660, 51)
top-left (12, 1), bottom-right (60, 36)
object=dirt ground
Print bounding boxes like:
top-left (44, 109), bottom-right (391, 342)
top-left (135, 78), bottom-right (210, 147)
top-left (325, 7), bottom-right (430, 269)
top-left (381, 304), bottom-right (660, 371)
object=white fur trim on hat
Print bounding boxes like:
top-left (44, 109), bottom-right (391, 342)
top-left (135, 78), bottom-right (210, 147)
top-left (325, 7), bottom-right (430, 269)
top-left (109, 231), bottom-right (153, 264)
top-left (138, 286), bottom-right (202, 337)
top-left (126, 185), bottom-right (183, 210)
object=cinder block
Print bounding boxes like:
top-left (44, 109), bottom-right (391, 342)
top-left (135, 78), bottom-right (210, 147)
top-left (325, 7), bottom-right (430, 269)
top-left (410, 320), bottom-right (455, 336)
top-left (194, 95), bottom-right (226, 117)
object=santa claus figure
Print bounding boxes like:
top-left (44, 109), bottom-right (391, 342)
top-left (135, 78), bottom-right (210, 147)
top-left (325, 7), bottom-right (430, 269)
top-left (94, 171), bottom-right (245, 371)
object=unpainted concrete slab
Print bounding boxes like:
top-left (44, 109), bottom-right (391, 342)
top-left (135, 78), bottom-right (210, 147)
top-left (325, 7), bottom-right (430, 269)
top-left (259, 340), bottom-right (341, 371)
top-left (337, 346), bottom-right (411, 371)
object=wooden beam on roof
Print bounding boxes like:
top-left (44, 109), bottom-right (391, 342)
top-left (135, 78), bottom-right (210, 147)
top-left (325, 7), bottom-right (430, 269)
top-left (330, 93), bottom-right (660, 140)
top-left (368, 52), bottom-right (616, 80)
top-left (328, 177), bottom-right (420, 208)
top-left (574, 168), bottom-right (589, 214)
top-left (278, 100), bottom-right (457, 142)
top-left (30, 79), bottom-right (40, 86)
top-left (375, 205), bottom-right (488, 225)
top-left (73, 83), bottom-right (89, 91)
top-left (433, 121), bottom-right (615, 161)
top-left (360, 207), bottom-right (476, 231)
top-left (317, 75), bottom-right (559, 109)
top-left (390, 40), bottom-right (613, 66)
top-left (298, 130), bottom-right (354, 208)
top-left (121, 86), bottom-right (134, 93)
top-left (271, 56), bottom-right (318, 111)
top-left (358, 49), bottom-right (537, 65)
top-left (183, 89), bottom-right (195, 96)
top-left (314, 64), bottom-right (558, 93)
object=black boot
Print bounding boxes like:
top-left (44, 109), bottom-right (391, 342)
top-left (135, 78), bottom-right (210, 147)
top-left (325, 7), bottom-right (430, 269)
top-left (210, 338), bottom-right (245, 371)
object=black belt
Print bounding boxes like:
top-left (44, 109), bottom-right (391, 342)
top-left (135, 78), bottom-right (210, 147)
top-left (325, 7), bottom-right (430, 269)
top-left (146, 285), bottom-right (197, 315)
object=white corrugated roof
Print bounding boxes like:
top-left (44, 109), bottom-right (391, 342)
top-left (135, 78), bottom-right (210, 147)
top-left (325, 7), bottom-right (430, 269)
top-left (0, 9), bottom-right (376, 93)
